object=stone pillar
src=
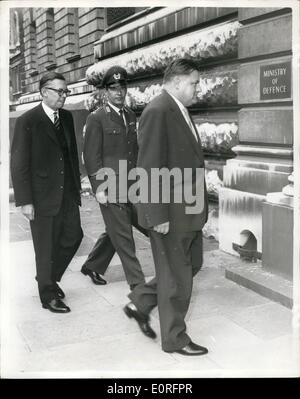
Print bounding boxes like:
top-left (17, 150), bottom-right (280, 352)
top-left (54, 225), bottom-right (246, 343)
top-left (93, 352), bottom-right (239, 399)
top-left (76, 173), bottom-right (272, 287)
top-left (219, 8), bottom-right (293, 259)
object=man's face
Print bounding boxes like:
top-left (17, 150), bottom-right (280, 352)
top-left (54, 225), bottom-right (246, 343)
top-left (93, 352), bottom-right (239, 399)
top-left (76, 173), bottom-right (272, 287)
top-left (177, 70), bottom-right (200, 107)
top-left (41, 79), bottom-right (69, 110)
top-left (106, 83), bottom-right (127, 108)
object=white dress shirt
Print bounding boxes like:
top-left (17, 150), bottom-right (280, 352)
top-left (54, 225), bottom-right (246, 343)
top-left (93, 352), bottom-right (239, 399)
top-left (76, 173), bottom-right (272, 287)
top-left (107, 101), bottom-right (127, 126)
top-left (42, 102), bottom-right (58, 124)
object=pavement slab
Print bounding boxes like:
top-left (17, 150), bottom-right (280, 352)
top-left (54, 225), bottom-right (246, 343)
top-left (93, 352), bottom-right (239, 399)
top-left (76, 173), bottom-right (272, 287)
top-left (186, 315), bottom-right (296, 377)
top-left (223, 302), bottom-right (293, 340)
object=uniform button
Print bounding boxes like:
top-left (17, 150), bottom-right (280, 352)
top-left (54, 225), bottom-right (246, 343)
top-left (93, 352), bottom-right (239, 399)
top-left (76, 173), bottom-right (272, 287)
top-left (128, 141), bottom-right (130, 144)
top-left (60, 171), bottom-right (64, 174)
top-left (60, 157), bottom-right (63, 161)
top-left (60, 186), bottom-right (63, 189)
top-left (129, 152), bottom-right (131, 155)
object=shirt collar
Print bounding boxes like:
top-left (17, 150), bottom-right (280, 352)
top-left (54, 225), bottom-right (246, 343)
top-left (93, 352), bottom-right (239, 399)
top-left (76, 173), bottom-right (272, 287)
top-left (107, 101), bottom-right (126, 115)
top-left (42, 102), bottom-right (58, 120)
top-left (166, 91), bottom-right (187, 114)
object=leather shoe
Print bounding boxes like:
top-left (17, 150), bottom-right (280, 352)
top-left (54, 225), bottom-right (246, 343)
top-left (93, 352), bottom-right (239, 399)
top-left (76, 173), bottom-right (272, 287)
top-left (81, 265), bottom-right (107, 285)
top-left (54, 283), bottom-right (65, 299)
top-left (171, 341), bottom-right (208, 356)
top-left (42, 298), bottom-right (70, 313)
top-left (124, 302), bottom-right (156, 339)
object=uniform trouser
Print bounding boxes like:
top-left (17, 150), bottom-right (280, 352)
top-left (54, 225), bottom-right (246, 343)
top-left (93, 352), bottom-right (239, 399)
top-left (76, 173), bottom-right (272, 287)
top-left (30, 194), bottom-right (83, 303)
top-left (129, 230), bottom-right (203, 352)
top-left (84, 204), bottom-right (148, 284)
top-left (88, 202), bottom-right (147, 286)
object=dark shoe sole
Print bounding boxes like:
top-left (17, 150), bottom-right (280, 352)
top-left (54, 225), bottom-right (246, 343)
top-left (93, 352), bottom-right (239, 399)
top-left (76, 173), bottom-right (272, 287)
top-left (165, 347), bottom-right (208, 356)
top-left (81, 268), bottom-right (107, 285)
top-left (123, 306), bottom-right (157, 339)
top-left (174, 349), bottom-right (208, 356)
top-left (42, 304), bottom-right (71, 313)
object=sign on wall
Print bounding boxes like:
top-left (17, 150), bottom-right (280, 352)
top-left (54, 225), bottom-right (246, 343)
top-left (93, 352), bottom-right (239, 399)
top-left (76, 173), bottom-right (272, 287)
top-left (260, 61), bottom-right (292, 100)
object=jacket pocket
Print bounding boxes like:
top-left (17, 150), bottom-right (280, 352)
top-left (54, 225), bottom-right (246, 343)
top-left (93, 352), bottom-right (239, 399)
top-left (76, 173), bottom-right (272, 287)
top-left (104, 127), bottom-right (121, 135)
top-left (36, 171), bottom-right (48, 178)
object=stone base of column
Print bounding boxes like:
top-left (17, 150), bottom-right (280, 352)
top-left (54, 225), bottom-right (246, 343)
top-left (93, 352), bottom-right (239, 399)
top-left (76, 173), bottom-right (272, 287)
top-left (225, 261), bottom-right (293, 309)
top-left (262, 195), bottom-right (293, 280)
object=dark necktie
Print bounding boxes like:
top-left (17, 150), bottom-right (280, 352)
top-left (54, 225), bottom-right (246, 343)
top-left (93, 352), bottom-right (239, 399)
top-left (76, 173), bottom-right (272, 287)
top-left (119, 109), bottom-right (127, 127)
top-left (53, 111), bottom-right (60, 130)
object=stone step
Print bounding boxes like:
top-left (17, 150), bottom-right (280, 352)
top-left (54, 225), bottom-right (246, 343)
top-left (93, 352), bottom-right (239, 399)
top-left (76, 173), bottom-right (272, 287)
top-left (225, 261), bottom-right (293, 309)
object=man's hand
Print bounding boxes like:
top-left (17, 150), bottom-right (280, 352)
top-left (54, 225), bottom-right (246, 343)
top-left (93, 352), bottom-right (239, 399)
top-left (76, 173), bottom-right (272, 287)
top-left (96, 191), bottom-right (108, 204)
top-left (21, 204), bottom-right (35, 221)
top-left (153, 221), bottom-right (169, 235)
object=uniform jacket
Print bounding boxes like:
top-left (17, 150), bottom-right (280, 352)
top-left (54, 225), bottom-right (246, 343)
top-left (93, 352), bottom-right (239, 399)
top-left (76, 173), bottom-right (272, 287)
top-left (83, 104), bottom-right (138, 201)
top-left (136, 89), bottom-right (208, 232)
top-left (10, 103), bottom-right (81, 216)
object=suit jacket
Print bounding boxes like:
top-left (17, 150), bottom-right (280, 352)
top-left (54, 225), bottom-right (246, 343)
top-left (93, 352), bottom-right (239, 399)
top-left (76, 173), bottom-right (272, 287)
top-left (136, 89), bottom-right (208, 232)
top-left (83, 104), bottom-right (138, 201)
top-left (10, 103), bottom-right (81, 216)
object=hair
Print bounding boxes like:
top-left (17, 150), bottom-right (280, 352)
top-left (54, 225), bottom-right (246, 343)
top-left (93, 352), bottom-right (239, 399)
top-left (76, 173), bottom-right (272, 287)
top-left (39, 72), bottom-right (66, 93)
top-left (163, 58), bottom-right (199, 84)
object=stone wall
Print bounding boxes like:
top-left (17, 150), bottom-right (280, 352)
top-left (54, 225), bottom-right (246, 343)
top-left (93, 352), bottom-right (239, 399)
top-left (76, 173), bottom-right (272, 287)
top-left (219, 7), bottom-right (293, 258)
top-left (22, 7), bottom-right (105, 94)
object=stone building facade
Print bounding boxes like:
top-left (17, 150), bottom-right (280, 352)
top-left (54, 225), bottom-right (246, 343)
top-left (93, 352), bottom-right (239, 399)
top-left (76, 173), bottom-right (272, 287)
top-left (10, 7), bottom-right (106, 109)
top-left (9, 7), bottom-right (146, 110)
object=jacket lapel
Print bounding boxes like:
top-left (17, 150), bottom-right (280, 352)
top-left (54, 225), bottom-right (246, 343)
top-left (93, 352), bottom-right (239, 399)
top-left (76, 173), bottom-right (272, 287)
top-left (38, 103), bottom-right (60, 146)
top-left (108, 105), bottom-right (125, 127)
top-left (59, 110), bottom-right (71, 148)
top-left (163, 91), bottom-right (203, 160)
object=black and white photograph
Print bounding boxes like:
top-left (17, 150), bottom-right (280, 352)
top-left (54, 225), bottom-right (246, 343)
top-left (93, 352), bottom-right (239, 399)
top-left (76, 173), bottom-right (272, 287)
top-left (0, 0), bottom-right (300, 381)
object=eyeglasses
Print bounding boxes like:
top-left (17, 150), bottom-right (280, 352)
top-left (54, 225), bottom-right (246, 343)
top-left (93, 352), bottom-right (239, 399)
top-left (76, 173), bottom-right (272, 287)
top-left (45, 87), bottom-right (71, 96)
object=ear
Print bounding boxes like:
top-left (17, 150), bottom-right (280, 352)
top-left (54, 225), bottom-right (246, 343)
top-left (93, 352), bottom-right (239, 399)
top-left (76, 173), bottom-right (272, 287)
top-left (173, 76), bottom-right (181, 89)
top-left (41, 87), bottom-right (47, 97)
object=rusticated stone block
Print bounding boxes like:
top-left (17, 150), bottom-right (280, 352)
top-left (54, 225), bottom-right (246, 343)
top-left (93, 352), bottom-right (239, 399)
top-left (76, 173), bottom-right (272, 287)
top-left (238, 14), bottom-right (292, 58)
top-left (238, 107), bottom-right (293, 145)
top-left (238, 8), bottom-right (282, 21)
top-left (79, 19), bottom-right (104, 38)
top-left (238, 57), bottom-right (292, 103)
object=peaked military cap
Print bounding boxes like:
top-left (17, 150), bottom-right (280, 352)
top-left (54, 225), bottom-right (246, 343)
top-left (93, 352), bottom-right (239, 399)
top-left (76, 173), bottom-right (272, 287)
top-left (102, 66), bottom-right (128, 88)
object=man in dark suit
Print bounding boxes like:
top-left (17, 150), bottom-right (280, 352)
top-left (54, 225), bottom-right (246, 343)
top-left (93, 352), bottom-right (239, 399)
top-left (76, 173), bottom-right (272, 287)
top-left (82, 66), bottom-right (147, 291)
top-left (11, 72), bottom-right (83, 313)
top-left (124, 59), bottom-right (209, 355)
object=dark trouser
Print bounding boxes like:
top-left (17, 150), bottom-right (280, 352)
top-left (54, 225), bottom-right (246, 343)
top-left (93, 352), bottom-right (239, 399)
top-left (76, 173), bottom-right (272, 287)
top-left (83, 204), bottom-right (148, 281)
top-left (30, 195), bottom-right (83, 303)
top-left (86, 202), bottom-right (147, 286)
top-left (129, 230), bottom-right (203, 352)
top-left (82, 231), bottom-right (115, 273)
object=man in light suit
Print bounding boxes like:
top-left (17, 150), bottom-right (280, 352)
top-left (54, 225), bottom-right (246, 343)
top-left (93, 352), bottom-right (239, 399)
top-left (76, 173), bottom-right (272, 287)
top-left (124, 59), bottom-right (209, 355)
top-left (11, 72), bottom-right (83, 313)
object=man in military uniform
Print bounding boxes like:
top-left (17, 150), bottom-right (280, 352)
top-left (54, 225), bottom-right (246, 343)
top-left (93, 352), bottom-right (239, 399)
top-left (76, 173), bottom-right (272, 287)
top-left (82, 66), bottom-right (147, 291)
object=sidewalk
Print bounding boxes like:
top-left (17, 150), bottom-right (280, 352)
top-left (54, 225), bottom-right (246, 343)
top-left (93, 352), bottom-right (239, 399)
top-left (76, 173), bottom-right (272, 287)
top-left (2, 196), bottom-right (299, 378)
